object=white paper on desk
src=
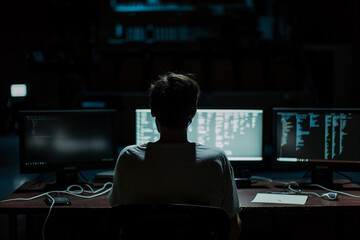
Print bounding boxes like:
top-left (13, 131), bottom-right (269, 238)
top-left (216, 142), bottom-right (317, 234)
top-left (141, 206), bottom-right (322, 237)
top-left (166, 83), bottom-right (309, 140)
top-left (252, 193), bottom-right (308, 205)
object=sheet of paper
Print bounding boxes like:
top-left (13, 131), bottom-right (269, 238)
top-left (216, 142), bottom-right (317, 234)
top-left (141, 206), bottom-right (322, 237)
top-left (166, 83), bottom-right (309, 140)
top-left (251, 193), bottom-right (308, 205)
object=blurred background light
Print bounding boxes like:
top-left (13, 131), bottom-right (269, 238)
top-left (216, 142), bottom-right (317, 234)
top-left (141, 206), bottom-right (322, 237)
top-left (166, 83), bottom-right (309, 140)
top-left (10, 84), bottom-right (27, 98)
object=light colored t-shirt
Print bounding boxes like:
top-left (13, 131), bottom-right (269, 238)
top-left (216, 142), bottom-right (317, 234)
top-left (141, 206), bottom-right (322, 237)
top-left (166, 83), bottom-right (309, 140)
top-left (107, 142), bottom-right (241, 217)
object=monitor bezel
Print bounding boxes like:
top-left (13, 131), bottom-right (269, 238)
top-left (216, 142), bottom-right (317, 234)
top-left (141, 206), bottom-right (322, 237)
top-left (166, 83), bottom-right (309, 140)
top-left (272, 107), bottom-right (360, 172)
top-left (18, 109), bottom-right (118, 174)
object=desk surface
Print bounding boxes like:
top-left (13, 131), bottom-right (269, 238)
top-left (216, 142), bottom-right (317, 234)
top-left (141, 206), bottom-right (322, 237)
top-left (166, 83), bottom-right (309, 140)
top-left (238, 179), bottom-right (360, 209)
top-left (241, 182), bottom-right (360, 208)
top-left (2, 180), bottom-right (360, 240)
top-left (0, 186), bottom-right (111, 213)
top-left (1, 179), bottom-right (360, 212)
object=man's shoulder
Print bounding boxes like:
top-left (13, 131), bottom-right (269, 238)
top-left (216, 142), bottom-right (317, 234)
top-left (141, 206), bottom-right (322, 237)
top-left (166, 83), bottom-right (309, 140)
top-left (195, 143), bottom-right (227, 159)
top-left (120, 144), bottom-right (147, 156)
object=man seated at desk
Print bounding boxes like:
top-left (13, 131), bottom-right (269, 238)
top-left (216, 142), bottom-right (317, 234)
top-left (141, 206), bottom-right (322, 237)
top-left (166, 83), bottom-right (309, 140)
top-left (108, 72), bottom-right (242, 240)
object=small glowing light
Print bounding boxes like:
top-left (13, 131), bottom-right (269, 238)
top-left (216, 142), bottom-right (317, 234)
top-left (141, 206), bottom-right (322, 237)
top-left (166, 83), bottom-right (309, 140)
top-left (11, 84), bottom-right (27, 97)
top-left (81, 101), bottom-right (106, 108)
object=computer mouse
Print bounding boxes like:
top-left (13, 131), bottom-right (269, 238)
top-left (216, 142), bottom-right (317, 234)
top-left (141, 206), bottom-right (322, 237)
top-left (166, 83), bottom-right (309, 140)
top-left (321, 192), bottom-right (338, 201)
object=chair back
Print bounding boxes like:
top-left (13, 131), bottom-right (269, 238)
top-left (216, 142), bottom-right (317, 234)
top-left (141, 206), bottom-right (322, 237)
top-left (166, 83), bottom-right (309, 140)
top-left (109, 203), bottom-right (230, 240)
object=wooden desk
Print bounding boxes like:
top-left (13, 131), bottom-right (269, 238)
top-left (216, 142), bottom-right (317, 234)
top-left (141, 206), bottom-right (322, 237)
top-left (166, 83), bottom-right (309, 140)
top-left (238, 180), bottom-right (360, 240)
top-left (0, 189), bottom-right (112, 240)
top-left (1, 181), bottom-right (360, 240)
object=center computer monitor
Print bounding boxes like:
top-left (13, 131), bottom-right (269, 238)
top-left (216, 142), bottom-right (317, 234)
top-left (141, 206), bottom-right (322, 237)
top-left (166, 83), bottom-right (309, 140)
top-left (273, 108), bottom-right (360, 188)
top-left (19, 109), bottom-right (118, 188)
top-left (135, 109), bottom-right (264, 173)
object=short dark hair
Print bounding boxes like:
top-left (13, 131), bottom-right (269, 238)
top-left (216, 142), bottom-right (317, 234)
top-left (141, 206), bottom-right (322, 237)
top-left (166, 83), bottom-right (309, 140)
top-left (149, 72), bottom-right (200, 129)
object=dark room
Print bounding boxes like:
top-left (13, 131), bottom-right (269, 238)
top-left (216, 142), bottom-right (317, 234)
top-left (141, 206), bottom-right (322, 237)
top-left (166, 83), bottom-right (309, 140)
top-left (1, 0), bottom-right (360, 240)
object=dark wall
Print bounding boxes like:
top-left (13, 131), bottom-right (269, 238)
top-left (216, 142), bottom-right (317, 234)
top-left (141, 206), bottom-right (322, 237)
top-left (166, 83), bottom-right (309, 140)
top-left (1, 0), bottom-right (359, 136)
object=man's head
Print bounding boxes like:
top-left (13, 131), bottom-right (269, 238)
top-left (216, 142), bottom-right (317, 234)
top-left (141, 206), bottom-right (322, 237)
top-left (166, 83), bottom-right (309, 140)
top-left (149, 72), bottom-right (200, 130)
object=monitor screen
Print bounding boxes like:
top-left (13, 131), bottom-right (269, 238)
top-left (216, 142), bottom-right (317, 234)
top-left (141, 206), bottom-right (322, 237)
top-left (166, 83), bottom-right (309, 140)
top-left (19, 109), bottom-right (118, 175)
top-left (135, 109), bottom-right (263, 162)
top-left (273, 108), bottom-right (360, 177)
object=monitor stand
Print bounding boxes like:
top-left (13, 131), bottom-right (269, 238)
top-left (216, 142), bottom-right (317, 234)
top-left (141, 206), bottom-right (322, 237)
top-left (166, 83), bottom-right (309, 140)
top-left (45, 168), bottom-right (91, 191)
top-left (298, 167), bottom-right (343, 190)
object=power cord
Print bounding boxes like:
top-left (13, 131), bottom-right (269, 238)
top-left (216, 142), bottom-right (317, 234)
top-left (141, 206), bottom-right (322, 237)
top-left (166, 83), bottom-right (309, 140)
top-left (43, 193), bottom-right (55, 240)
top-left (307, 184), bottom-right (360, 199)
top-left (286, 183), bottom-right (338, 200)
top-left (0, 182), bottom-right (113, 240)
top-left (273, 181), bottom-right (360, 200)
top-left (251, 177), bottom-right (360, 201)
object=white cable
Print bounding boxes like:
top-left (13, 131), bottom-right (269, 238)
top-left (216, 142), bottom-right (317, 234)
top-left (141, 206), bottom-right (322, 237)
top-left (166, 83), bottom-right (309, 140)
top-left (287, 184), bottom-right (322, 198)
top-left (0, 182), bottom-right (113, 240)
top-left (267, 181), bottom-right (331, 199)
top-left (0, 182), bottom-right (113, 203)
top-left (64, 187), bottom-right (112, 199)
top-left (64, 182), bottom-right (113, 198)
top-left (66, 184), bottom-right (84, 194)
top-left (308, 184), bottom-right (360, 198)
top-left (42, 193), bottom-right (55, 240)
top-left (0, 191), bottom-right (60, 202)
top-left (84, 184), bottom-right (95, 193)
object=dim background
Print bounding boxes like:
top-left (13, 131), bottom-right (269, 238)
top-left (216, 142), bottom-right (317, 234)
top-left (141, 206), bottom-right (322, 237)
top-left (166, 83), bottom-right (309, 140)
top-left (0, 0), bottom-right (359, 198)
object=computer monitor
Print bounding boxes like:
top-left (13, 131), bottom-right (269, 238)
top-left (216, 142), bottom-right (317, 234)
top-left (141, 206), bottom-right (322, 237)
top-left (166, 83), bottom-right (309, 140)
top-left (19, 109), bottom-right (118, 188)
top-left (273, 108), bottom-right (360, 187)
top-left (135, 109), bottom-right (264, 171)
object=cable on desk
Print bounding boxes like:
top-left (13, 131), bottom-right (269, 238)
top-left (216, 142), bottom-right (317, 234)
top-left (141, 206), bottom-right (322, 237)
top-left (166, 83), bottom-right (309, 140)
top-left (287, 184), bottom-right (324, 198)
top-left (0, 182), bottom-right (113, 240)
top-left (43, 193), bottom-right (55, 240)
top-left (308, 184), bottom-right (360, 199)
top-left (256, 180), bottom-right (340, 200)
top-left (269, 180), bottom-right (360, 201)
